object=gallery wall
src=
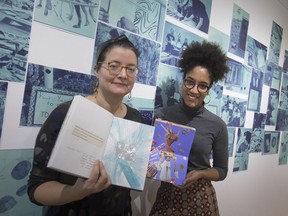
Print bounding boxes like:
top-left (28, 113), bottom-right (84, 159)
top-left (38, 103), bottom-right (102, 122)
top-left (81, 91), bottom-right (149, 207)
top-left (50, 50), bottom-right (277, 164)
top-left (0, 0), bottom-right (288, 215)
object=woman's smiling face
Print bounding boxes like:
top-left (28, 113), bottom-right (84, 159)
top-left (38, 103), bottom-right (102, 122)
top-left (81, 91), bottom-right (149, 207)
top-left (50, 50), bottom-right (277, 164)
top-left (181, 66), bottom-right (211, 109)
top-left (95, 46), bottom-right (137, 99)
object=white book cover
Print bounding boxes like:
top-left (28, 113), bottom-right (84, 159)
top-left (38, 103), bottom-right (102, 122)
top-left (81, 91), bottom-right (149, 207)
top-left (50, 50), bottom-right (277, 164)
top-left (47, 95), bottom-right (154, 191)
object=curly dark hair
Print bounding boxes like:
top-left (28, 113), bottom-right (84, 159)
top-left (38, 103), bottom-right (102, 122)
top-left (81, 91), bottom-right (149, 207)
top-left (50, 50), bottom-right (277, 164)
top-left (179, 40), bottom-right (229, 85)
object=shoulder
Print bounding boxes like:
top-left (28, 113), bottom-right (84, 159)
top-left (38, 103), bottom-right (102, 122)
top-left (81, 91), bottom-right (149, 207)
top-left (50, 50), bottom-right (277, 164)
top-left (53, 100), bottom-right (72, 113)
top-left (40, 100), bottom-right (72, 131)
top-left (48, 100), bottom-right (72, 120)
top-left (202, 108), bottom-right (227, 128)
top-left (125, 104), bottom-right (144, 123)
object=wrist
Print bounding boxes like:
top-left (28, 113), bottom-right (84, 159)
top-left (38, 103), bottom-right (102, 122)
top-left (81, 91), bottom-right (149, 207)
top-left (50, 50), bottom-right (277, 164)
top-left (196, 170), bottom-right (204, 179)
top-left (63, 184), bottom-right (86, 202)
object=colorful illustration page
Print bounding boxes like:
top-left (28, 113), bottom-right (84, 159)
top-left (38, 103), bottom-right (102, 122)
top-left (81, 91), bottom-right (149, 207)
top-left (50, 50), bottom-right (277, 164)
top-left (147, 119), bottom-right (196, 185)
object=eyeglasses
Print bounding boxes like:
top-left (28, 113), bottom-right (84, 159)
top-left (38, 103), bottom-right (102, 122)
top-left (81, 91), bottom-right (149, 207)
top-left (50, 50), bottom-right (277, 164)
top-left (99, 61), bottom-right (139, 77)
top-left (183, 78), bottom-right (210, 93)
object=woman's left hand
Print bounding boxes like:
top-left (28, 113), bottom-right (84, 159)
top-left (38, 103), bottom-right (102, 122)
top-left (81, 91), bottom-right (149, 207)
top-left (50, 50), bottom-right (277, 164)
top-left (183, 170), bottom-right (202, 187)
top-left (182, 168), bottom-right (220, 187)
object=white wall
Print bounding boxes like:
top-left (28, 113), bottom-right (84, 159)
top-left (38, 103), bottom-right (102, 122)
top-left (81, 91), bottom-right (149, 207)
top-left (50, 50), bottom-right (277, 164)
top-left (209, 1), bottom-right (288, 215)
top-left (215, 154), bottom-right (288, 216)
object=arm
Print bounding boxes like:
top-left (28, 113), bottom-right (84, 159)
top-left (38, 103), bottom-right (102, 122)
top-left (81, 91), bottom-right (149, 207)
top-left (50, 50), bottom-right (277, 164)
top-left (28, 102), bottom-right (111, 206)
top-left (183, 167), bottom-right (219, 186)
top-left (211, 122), bottom-right (229, 180)
top-left (184, 121), bottom-right (228, 186)
top-left (34, 160), bottom-right (111, 205)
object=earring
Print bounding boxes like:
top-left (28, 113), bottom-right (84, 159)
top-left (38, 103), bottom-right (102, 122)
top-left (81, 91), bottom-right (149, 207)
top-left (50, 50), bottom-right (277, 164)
top-left (204, 94), bottom-right (211, 104)
top-left (128, 92), bottom-right (132, 99)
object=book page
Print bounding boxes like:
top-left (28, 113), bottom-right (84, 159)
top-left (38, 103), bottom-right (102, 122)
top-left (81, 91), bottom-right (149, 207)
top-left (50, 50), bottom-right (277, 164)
top-left (47, 95), bottom-right (114, 178)
top-left (102, 117), bottom-right (154, 191)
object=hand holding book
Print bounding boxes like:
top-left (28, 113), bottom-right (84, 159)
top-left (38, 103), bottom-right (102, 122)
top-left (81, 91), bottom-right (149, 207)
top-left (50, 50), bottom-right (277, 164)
top-left (47, 95), bottom-right (154, 191)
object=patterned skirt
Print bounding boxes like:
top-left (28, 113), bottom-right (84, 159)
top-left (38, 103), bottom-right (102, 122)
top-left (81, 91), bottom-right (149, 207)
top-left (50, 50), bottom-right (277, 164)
top-left (149, 179), bottom-right (219, 216)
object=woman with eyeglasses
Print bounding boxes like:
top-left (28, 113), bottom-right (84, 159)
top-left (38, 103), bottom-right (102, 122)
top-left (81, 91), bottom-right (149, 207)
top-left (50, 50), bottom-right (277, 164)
top-left (150, 41), bottom-right (230, 216)
top-left (28, 35), bottom-right (142, 216)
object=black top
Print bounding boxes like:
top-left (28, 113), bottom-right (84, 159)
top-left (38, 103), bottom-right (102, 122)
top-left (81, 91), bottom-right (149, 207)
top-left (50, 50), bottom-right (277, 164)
top-left (28, 99), bottom-right (144, 216)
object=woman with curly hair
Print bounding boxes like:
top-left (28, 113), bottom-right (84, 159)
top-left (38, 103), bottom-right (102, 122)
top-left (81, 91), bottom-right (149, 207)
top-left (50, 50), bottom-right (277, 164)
top-left (150, 41), bottom-right (230, 216)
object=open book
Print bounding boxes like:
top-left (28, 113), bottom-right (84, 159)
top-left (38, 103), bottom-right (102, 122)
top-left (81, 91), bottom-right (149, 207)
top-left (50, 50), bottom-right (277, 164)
top-left (47, 95), bottom-right (154, 191)
top-left (146, 119), bottom-right (196, 186)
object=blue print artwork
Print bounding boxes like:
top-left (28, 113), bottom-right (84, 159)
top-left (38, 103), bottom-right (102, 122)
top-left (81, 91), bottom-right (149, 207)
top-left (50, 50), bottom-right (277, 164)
top-left (0, 195), bottom-right (17, 214)
top-left (0, 149), bottom-right (42, 215)
top-left (102, 118), bottom-right (154, 190)
top-left (11, 160), bottom-right (31, 180)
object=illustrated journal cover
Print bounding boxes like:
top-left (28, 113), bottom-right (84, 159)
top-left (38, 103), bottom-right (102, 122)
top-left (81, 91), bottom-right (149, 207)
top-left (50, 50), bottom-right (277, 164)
top-left (146, 119), bottom-right (196, 185)
top-left (47, 95), bottom-right (154, 191)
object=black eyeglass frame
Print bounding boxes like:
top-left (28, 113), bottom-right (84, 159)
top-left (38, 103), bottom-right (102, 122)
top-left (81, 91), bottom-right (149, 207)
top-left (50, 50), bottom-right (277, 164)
top-left (183, 78), bottom-right (210, 93)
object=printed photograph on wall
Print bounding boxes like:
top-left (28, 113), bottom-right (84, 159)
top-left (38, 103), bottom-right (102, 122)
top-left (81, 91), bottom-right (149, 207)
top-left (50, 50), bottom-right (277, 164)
top-left (204, 83), bottom-right (223, 116)
top-left (271, 65), bottom-right (282, 90)
top-left (166, 0), bottom-right (212, 34)
top-left (278, 131), bottom-right (288, 165)
top-left (279, 92), bottom-right (288, 112)
top-left (276, 109), bottom-right (288, 131)
top-left (161, 20), bottom-right (203, 67)
top-left (251, 112), bottom-right (266, 153)
top-left (0, 0), bottom-right (33, 82)
top-left (233, 128), bottom-right (251, 172)
top-left (283, 50), bottom-right (288, 73)
top-left (244, 36), bottom-right (267, 72)
top-left (228, 4), bottom-right (249, 58)
top-left (0, 149), bottom-right (42, 215)
top-left (99, 0), bottom-right (166, 42)
top-left (253, 112), bottom-right (266, 130)
top-left (224, 58), bottom-right (251, 95)
top-left (207, 26), bottom-right (230, 53)
top-left (279, 73), bottom-right (288, 110)
top-left (247, 69), bottom-right (263, 112)
top-left (227, 127), bottom-right (236, 157)
top-left (221, 95), bottom-right (247, 127)
top-left (33, 0), bottom-right (100, 38)
top-left (250, 128), bottom-right (264, 153)
top-left (264, 61), bottom-right (282, 89)
top-left (92, 22), bottom-right (161, 86)
top-left (154, 63), bottom-right (182, 111)
top-left (20, 63), bottom-right (96, 126)
top-left (0, 82), bottom-right (8, 139)
top-left (262, 131), bottom-right (280, 155)
top-left (267, 21), bottom-right (283, 65)
top-left (265, 88), bottom-right (279, 126)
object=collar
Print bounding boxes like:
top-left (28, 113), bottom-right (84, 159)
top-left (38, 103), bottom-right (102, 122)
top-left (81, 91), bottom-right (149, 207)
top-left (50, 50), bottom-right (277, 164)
top-left (179, 99), bottom-right (205, 118)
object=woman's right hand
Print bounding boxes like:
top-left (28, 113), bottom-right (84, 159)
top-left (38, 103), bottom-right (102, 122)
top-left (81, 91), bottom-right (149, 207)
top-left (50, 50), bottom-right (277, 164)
top-left (72, 160), bottom-right (112, 199)
top-left (34, 160), bottom-right (111, 205)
